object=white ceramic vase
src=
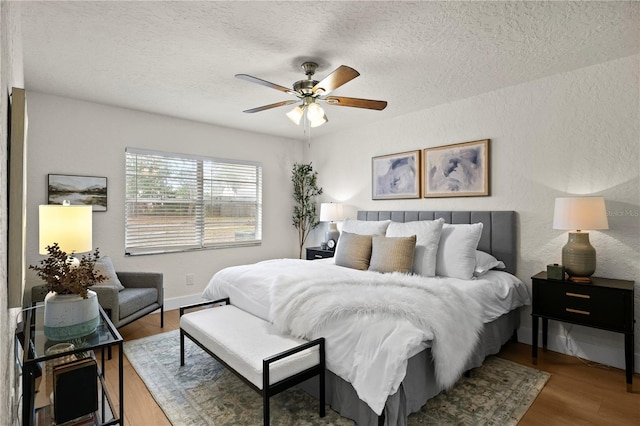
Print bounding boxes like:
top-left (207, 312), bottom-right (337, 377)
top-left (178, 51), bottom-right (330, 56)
top-left (44, 290), bottom-right (100, 341)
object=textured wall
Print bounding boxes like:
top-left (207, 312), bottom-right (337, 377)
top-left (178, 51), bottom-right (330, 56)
top-left (1, 2), bottom-right (25, 424)
top-left (24, 92), bottom-right (303, 307)
top-left (307, 55), bottom-right (640, 371)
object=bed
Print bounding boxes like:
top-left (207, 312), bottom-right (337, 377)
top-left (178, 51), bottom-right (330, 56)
top-left (202, 210), bottom-right (530, 425)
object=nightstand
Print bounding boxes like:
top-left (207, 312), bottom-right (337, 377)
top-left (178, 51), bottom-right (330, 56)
top-left (531, 271), bottom-right (635, 391)
top-left (306, 246), bottom-right (335, 260)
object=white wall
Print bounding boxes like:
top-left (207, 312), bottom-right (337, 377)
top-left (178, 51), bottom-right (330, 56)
top-left (307, 55), bottom-right (640, 371)
top-left (1, 2), bottom-right (24, 424)
top-left (24, 92), bottom-right (303, 308)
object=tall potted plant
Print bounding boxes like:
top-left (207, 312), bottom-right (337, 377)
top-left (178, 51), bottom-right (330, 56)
top-left (30, 243), bottom-right (106, 340)
top-left (291, 162), bottom-right (323, 259)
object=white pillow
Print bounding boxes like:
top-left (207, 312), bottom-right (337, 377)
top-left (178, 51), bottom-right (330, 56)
top-left (474, 250), bottom-right (506, 277)
top-left (436, 223), bottom-right (483, 280)
top-left (92, 256), bottom-right (125, 291)
top-left (341, 219), bottom-right (391, 235)
top-left (385, 218), bottom-right (444, 277)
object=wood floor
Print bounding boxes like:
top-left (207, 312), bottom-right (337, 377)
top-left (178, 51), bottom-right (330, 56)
top-left (104, 310), bottom-right (639, 425)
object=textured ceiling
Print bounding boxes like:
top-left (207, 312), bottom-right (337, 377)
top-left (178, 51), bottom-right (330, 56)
top-left (19, 1), bottom-right (639, 141)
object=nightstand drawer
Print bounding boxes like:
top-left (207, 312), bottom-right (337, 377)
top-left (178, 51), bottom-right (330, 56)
top-left (306, 247), bottom-right (335, 260)
top-left (532, 278), bottom-right (632, 333)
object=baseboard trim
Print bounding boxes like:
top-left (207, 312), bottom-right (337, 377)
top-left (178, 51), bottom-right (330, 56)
top-left (518, 325), bottom-right (639, 374)
top-left (163, 294), bottom-right (204, 312)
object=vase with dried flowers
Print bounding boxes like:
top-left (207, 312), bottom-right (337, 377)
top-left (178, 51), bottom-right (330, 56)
top-left (30, 243), bottom-right (106, 340)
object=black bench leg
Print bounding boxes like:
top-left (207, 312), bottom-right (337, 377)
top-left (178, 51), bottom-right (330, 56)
top-left (180, 329), bottom-right (185, 366)
top-left (319, 339), bottom-right (326, 418)
top-left (263, 390), bottom-right (270, 426)
top-left (319, 369), bottom-right (326, 418)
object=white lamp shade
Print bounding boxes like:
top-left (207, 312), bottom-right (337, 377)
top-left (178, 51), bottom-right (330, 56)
top-left (39, 204), bottom-right (93, 254)
top-left (309, 113), bottom-right (328, 128)
top-left (553, 197), bottom-right (609, 231)
top-left (319, 203), bottom-right (344, 222)
top-left (286, 106), bottom-right (304, 125)
top-left (306, 102), bottom-right (324, 122)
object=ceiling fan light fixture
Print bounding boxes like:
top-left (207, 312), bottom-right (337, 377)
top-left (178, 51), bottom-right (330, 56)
top-left (286, 105), bottom-right (304, 125)
top-left (309, 113), bottom-right (328, 128)
top-left (305, 102), bottom-right (324, 122)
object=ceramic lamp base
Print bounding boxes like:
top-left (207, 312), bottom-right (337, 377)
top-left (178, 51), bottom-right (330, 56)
top-left (44, 290), bottom-right (100, 341)
top-left (325, 222), bottom-right (340, 246)
top-left (562, 232), bottom-right (596, 278)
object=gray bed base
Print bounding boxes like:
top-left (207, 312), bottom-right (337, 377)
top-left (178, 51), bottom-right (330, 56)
top-left (299, 210), bottom-right (520, 426)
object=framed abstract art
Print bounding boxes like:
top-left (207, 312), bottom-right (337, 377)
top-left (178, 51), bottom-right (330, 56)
top-left (372, 150), bottom-right (421, 200)
top-left (423, 139), bottom-right (489, 197)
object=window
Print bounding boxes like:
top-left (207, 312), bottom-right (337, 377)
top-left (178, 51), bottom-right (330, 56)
top-left (125, 148), bottom-right (262, 255)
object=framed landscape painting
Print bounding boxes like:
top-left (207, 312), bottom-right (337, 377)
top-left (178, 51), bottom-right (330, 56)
top-left (48, 174), bottom-right (108, 211)
top-left (372, 150), bottom-right (421, 199)
top-left (423, 139), bottom-right (489, 198)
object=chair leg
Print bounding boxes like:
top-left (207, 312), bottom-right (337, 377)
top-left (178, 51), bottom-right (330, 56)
top-left (161, 305), bottom-right (164, 328)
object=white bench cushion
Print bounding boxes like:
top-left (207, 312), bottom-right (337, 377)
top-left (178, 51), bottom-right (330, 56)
top-left (180, 305), bottom-right (320, 389)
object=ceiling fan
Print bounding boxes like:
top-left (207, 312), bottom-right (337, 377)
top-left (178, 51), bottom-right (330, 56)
top-left (235, 62), bottom-right (387, 128)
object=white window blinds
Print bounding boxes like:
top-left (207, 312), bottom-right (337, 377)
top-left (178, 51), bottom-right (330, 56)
top-left (125, 148), bottom-right (262, 255)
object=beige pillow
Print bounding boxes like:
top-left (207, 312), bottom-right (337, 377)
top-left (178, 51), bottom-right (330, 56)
top-left (369, 235), bottom-right (417, 274)
top-left (92, 256), bottom-right (125, 291)
top-left (334, 231), bottom-right (373, 270)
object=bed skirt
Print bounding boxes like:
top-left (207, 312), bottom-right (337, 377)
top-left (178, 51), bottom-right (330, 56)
top-left (298, 308), bottom-right (521, 426)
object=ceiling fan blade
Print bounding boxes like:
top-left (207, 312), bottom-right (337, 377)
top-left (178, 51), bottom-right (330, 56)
top-left (242, 100), bottom-right (298, 113)
top-left (235, 74), bottom-right (296, 95)
top-left (324, 96), bottom-right (388, 111)
top-left (312, 65), bottom-right (360, 95)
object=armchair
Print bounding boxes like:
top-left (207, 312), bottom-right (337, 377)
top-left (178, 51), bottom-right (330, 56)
top-left (31, 271), bottom-right (164, 329)
top-left (92, 271), bottom-right (164, 328)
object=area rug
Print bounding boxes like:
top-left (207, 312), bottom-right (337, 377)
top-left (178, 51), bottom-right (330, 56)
top-left (124, 330), bottom-right (549, 425)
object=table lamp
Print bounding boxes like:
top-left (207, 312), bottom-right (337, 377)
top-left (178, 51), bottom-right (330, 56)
top-left (319, 202), bottom-right (344, 249)
top-left (552, 197), bottom-right (608, 281)
top-left (39, 201), bottom-right (93, 260)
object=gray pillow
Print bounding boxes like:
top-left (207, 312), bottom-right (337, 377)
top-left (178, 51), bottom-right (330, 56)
top-left (92, 256), bottom-right (125, 291)
top-left (334, 231), bottom-right (373, 270)
top-left (369, 235), bottom-right (417, 274)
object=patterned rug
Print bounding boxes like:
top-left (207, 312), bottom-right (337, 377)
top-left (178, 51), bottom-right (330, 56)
top-left (124, 330), bottom-right (549, 425)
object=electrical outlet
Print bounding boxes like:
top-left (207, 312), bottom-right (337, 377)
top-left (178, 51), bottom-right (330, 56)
top-left (186, 274), bottom-right (195, 286)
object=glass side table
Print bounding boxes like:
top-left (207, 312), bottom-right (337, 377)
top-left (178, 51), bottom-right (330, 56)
top-left (17, 304), bottom-right (123, 426)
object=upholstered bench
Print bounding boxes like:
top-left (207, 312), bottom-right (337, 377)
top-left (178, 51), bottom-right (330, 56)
top-left (179, 299), bottom-right (325, 426)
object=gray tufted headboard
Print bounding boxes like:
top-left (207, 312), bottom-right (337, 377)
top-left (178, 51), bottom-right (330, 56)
top-left (357, 210), bottom-right (517, 275)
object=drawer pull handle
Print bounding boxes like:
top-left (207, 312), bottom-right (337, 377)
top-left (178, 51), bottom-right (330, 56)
top-left (566, 292), bottom-right (590, 299)
top-left (314, 254), bottom-right (323, 259)
top-left (566, 308), bottom-right (590, 315)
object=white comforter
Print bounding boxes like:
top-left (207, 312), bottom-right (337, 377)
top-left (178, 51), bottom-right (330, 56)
top-left (202, 258), bottom-right (530, 414)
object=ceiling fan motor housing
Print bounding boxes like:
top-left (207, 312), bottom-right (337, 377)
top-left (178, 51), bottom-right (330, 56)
top-left (293, 79), bottom-right (319, 96)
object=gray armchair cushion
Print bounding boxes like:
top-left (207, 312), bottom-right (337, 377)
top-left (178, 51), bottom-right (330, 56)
top-left (91, 271), bottom-right (163, 328)
top-left (118, 288), bottom-right (158, 319)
